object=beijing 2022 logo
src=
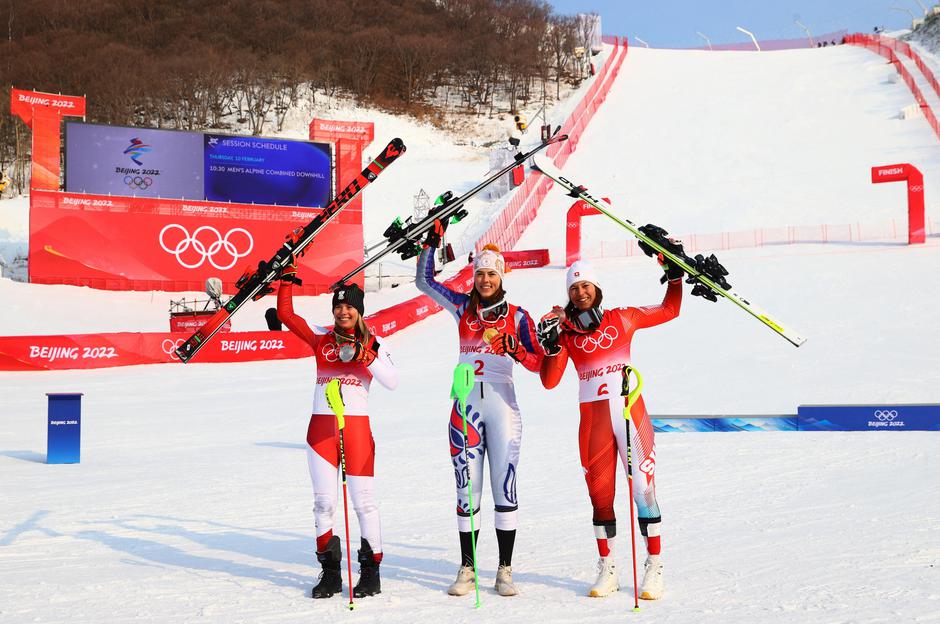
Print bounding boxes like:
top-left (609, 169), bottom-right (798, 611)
top-left (124, 137), bottom-right (152, 166)
top-left (868, 409), bottom-right (905, 428)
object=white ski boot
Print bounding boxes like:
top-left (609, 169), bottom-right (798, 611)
top-left (495, 564), bottom-right (518, 596)
top-left (588, 557), bottom-right (619, 597)
top-left (447, 565), bottom-right (476, 596)
top-left (639, 556), bottom-right (664, 600)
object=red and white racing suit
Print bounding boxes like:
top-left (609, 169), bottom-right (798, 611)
top-left (416, 249), bottom-right (542, 534)
top-left (278, 281), bottom-right (398, 557)
top-left (540, 279), bottom-right (681, 557)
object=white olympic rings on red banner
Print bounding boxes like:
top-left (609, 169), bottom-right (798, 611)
top-left (573, 326), bottom-right (619, 353)
top-left (162, 338), bottom-right (185, 359)
top-left (159, 224), bottom-right (254, 271)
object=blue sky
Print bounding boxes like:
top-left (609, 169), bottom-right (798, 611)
top-left (547, 0), bottom-right (922, 48)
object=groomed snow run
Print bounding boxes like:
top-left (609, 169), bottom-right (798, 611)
top-left (1, 45), bottom-right (939, 623)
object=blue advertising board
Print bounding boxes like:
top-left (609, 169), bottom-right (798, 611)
top-left (798, 404), bottom-right (940, 431)
top-left (653, 416), bottom-right (797, 433)
top-left (204, 134), bottom-right (331, 207)
top-left (47, 393), bottom-right (82, 464)
top-left (64, 122), bottom-right (332, 208)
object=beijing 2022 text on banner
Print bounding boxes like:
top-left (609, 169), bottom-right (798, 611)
top-left (64, 122), bottom-right (331, 208)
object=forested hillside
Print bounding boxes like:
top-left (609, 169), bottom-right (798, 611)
top-left (1, 0), bottom-right (596, 192)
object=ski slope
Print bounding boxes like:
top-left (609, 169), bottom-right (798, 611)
top-left (2, 45), bottom-right (939, 623)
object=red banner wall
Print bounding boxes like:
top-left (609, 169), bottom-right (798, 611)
top-left (28, 189), bottom-right (362, 294)
top-left (0, 250), bottom-right (549, 371)
top-left (0, 331), bottom-right (313, 371)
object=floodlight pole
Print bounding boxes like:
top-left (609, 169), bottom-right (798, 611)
top-left (696, 31), bottom-right (713, 50)
top-left (794, 20), bottom-right (815, 47)
top-left (890, 5), bottom-right (916, 21)
top-left (736, 26), bottom-right (760, 51)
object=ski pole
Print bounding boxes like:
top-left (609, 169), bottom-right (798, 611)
top-left (326, 379), bottom-right (355, 611)
top-left (621, 365), bottom-right (644, 613)
top-left (451, 363), bottom-right (481, 609)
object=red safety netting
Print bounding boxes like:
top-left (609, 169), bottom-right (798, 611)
top-left (589, 217), bottom-right (939, 260)
top-left (476, 37), bottom-right (629, 252)
top-left (845, 33), bottom-right (940, 141)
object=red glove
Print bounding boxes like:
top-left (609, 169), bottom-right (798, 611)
top-left (423, 218), bottom-right (447, 249)
top-left (490, 332), bottom-right (525, 362)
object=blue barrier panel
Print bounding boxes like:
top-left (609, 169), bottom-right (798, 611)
top-left (652, 416), bottom-right (797, 432)
top-left (798, 404), bottom-right (940, 432)
top-left (47, 393), bottom-right (82, 463)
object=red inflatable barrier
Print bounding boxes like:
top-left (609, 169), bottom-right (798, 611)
top-left (871, 163), bottom-right (926, 244)
top-left (0, 250), bottom-right (550, 371)
top-left (0, 331), bottom-right (314, 371)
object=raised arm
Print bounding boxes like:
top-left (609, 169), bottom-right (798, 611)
top-left (621, 278), bottom-right (682, 330)
top-left (277, 281), bottom-right (325, 347)
top-left (415, 248), bottom-right (467, 320)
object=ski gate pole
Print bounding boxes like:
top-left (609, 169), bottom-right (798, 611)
top-left (621, 365), bottom-right (644, 612)
top-left (326, 379), bottom-right (356, 611)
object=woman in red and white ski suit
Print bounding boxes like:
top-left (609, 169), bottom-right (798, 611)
top-left (538, 259), bottom-right (681, 600)
top-left (277, 266), bottom-right (397, 600)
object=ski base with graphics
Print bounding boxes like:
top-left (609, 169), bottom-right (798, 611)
top-left (175, 138), bottom-right (407, 363)
top-left (533, 156), bottom-right (806, 348)
top-left (330, 128), bottom-right (568, 290)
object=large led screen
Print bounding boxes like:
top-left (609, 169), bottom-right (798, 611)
top-left (64, 123), bottom-right (332, 208)
top-left (65, 123), bottom-right (203, 200)
top-left (204, 134), bottom-right (331, 207)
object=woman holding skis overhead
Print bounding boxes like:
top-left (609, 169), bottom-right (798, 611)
top-left (416, 238), bottom-right (542, 597)
top-left (277, 259), bottom-right (398, 600)
top-left (537, 257), bottom-right (682, 600)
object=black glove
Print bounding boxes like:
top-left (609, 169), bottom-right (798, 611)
top-left (536, 314), bottom-right (562, 356)
top-left (657, 252), bottom-right (684, 282)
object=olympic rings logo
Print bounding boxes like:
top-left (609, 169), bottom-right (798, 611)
top-left (162, 338), bottom-right (185, 359)
top-left (573, 326), bottom-right (619, 353)
top-left (159, 224), bottom-right (253, 271)
top-left (465, 316), bottom-right (507, 332)
top-left (874, 409), bottom-right (898, 422)
top-left (124, 175), bottom-right (153, 190)
top-left (321, 342), bottom-right (340, 363)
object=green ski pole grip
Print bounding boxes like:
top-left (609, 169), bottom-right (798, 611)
top-left (325, 379), bottom-right (345, 430)
top-left (451, 363), bottom-right (475, 416)
top-left (621, 365), bottom-right (644, 414)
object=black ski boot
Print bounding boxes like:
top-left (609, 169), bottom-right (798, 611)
top-left (353, 538), bottom-right (381, 598)
top-left (312, 535), bottom-right (342, 599)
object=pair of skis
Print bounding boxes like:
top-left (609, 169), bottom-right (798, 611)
top-left (532, 157), bottom-right (806, 348)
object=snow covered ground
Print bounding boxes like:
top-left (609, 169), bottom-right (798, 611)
top-left (2, 42), bottom-right (939, 623)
